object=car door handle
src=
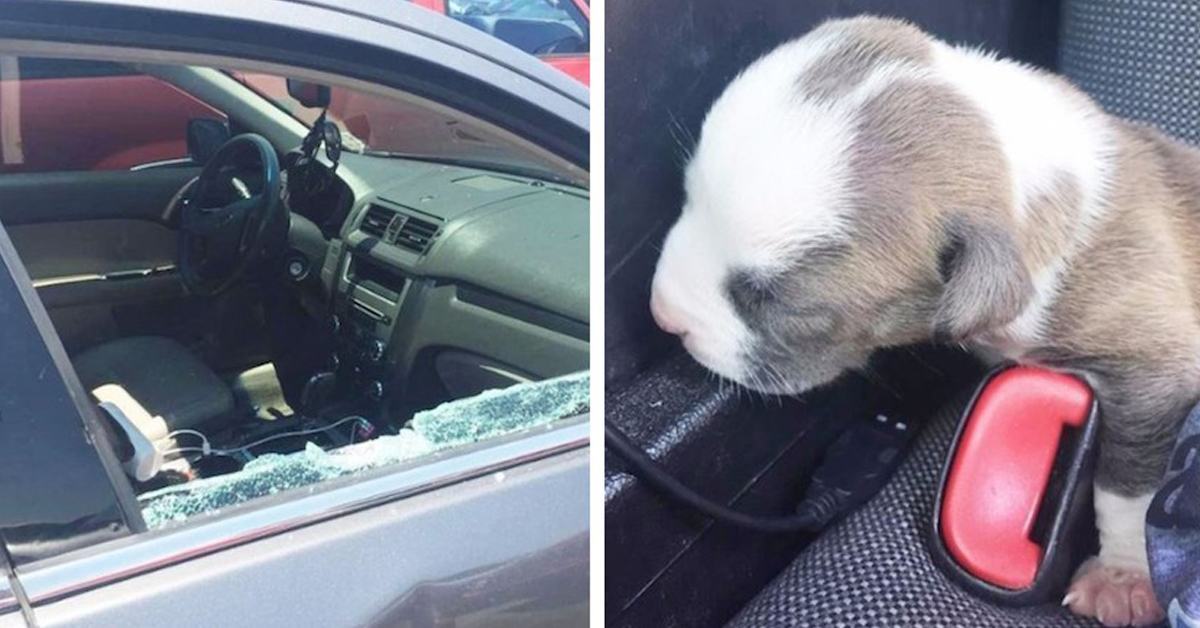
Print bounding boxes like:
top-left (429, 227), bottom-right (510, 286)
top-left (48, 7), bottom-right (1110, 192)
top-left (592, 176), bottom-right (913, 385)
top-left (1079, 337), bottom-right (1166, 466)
top-left (103, 264), bottom-right (176, 281)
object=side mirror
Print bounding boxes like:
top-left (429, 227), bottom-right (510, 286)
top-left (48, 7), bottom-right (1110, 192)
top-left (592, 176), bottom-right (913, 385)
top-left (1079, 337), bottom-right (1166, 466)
top-left (286, 79), bottom-right (331, 109)
top-left (186, 118), bottom-right (231, 165)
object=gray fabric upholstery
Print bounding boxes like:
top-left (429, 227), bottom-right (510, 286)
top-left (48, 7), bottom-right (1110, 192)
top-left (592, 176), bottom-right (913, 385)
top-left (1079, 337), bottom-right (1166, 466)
top-left (1060, 0), bottom-right (1200, 145)
top-left (74, 336), bottom-right (233, 432)
top-left (726, 397), bottom-right (1096, 627)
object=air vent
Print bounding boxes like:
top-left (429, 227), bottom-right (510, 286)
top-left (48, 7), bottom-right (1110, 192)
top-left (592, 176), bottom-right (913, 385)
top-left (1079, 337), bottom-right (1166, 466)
top-left (394, 213), bottom-right (442, 254)
top-left (358, 203), bottom-right (442, 254)
top-left (359, 204), bottom-right (394, 238)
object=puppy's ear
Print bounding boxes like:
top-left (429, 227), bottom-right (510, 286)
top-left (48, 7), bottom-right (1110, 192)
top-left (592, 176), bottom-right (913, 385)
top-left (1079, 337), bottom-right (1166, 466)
top-left (933, 215), bottom-right (1033, 340)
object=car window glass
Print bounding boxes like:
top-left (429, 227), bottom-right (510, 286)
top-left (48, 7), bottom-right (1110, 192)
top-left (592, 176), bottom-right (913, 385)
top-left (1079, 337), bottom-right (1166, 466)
top-left (0, 56), bottom-right (227, 173)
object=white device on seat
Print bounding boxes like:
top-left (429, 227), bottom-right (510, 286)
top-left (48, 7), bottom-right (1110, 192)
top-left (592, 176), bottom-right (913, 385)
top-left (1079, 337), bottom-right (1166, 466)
top-left (93, 384), bottom-right (168, 482)
top-left (98, 401), bottom-right (162, 482)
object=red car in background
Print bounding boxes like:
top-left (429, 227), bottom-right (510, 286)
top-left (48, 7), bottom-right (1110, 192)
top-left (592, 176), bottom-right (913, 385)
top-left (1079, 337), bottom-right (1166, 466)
top-left (0, 58), bottom-right (229, 173)
top-left (409, 0), bottom-right (590, 85)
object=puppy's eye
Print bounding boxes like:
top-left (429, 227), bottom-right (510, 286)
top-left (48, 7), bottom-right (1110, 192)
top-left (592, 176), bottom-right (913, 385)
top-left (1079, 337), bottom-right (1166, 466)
top-left (725, 270), bottom-right (779, 317)
top-left (938, 234), bottom-right (964, 283)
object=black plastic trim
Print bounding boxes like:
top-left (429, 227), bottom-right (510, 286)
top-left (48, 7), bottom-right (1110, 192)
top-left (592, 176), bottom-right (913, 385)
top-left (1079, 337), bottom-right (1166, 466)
top-left (457, 284), bottom-right (588, 341)
top-left (0, 221), bottom-right (144, 566)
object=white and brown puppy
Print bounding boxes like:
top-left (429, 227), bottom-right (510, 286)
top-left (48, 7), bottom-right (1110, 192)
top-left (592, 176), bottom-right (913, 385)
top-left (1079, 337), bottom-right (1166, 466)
top-left (650, 16), bottom-right (1200, 627)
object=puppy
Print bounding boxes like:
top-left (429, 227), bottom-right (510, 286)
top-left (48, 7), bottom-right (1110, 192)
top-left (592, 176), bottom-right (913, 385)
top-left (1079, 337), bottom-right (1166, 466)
top-left (650, 16), bottom-right (1200, 627)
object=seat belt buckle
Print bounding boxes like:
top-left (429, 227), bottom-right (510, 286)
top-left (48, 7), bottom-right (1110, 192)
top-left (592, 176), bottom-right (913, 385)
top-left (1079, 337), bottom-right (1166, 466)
top-left (930, 364), bottom-right (1100, 605)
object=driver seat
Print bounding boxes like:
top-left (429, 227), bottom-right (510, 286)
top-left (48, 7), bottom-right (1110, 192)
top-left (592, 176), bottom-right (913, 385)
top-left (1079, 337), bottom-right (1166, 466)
top-left (73, 336), bottom-right (234, 433)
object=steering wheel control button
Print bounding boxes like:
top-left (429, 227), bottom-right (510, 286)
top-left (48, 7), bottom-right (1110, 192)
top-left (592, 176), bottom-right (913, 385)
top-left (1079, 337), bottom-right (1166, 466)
top-left (930, 365), bottom-right (1100, 606)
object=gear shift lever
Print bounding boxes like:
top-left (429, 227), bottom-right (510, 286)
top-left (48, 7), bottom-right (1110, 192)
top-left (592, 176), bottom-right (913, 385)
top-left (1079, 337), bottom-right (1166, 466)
top-left (300, 371), bottom-right (337, 419)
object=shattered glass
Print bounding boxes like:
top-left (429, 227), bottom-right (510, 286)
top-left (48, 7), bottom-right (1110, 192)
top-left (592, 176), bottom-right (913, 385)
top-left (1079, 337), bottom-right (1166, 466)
top-left (139, 371), bottom-right (589, 529)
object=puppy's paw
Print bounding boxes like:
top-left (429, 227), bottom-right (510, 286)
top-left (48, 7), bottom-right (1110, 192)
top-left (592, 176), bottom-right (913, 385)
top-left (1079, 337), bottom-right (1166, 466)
top-left (1062, 557), bottom-right (1163, 627)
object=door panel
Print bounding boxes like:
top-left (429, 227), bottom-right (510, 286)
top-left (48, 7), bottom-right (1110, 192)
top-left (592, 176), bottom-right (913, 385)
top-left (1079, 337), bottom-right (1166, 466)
top-left (0, 169), bottom-right (269, 367)
top-left (27, 449), bottom-right (588, 628)
top-left (9, 219), bottom-right (177, 281)
top-left (0, 169), bottom-right (191, 353)
top-left (0, 169), bottom-right (195, 224)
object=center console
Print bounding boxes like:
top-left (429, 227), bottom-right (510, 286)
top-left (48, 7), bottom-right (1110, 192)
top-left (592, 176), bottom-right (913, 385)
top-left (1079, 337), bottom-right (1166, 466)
top-left (332, 252), bottom-right (410, 403)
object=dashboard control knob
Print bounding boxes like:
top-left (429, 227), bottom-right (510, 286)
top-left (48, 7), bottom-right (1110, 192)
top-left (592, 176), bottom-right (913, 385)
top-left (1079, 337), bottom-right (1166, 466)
top-left (367, 339), bottom-right (386, 363)
top-left (367, 380), bottom-right (383, 400)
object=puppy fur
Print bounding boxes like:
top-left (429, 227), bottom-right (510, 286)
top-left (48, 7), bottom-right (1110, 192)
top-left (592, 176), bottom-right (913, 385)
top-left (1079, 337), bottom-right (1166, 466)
top-left (651, 16), bottom-right (1200, 625)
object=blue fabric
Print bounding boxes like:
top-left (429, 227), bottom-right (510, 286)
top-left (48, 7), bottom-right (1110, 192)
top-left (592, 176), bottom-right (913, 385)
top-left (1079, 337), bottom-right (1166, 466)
top-left (1147, 402), bottom-right (1200, 627)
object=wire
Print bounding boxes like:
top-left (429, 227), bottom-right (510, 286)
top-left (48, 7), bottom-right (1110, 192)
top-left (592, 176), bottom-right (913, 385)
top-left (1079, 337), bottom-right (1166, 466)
top-left (233, 416), bottom-right (364, 453)
top-left (161, 416), bottom-right (367, 460)
top-left (165, 428), bottom-right (212, 452)
top-left (167, 428), bottom-right (209, 442)
top-left (158, 447), bottom-right (239, 459)
top-left (604, 422), bottom-right (822, 533)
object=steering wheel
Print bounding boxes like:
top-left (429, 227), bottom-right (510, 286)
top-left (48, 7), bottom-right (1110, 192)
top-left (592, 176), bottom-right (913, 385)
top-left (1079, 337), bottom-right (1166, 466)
top-left (178, 134), bottom-right (282, 296)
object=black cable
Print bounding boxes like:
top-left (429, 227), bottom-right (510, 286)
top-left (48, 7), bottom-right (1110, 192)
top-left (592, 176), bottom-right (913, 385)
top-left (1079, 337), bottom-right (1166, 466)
top-left (605, 421), bottom-right (823, 533)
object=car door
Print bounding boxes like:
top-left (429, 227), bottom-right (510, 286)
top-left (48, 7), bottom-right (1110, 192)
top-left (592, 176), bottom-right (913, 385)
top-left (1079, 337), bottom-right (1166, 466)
top-left (0, 57), bottom-right (271, 369)
top-left (0, 219), bottom-right (589, 626)
top-left (0, 1), bottom-right (588, 626)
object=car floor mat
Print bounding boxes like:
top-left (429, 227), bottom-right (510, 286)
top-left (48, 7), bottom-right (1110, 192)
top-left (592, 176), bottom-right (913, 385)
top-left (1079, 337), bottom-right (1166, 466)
top-left (726, 393), bottom-right (1100, 628)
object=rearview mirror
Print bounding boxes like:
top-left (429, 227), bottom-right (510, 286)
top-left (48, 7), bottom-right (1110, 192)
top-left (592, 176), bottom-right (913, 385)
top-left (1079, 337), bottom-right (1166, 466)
top-left (186, 118), bottom-right (231, 165)
top-left (286, 79), bottom-right (331, 109)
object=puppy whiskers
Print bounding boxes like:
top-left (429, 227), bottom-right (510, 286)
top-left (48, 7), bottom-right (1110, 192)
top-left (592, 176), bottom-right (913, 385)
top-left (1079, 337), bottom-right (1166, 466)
top-left (666, 109), bottom-right (697, 170)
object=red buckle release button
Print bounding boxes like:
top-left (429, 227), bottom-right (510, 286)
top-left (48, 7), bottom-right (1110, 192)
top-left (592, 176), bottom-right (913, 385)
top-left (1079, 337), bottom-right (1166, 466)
top-left (940, 366), bottom-right (1092, 590)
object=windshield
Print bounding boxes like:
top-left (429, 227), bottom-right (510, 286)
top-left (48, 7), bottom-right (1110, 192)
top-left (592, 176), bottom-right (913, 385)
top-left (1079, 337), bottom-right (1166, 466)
top-left (228, 71), bottom-right (583, 186)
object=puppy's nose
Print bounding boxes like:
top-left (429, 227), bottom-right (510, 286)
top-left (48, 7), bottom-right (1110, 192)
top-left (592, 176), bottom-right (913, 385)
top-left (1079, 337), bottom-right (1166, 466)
top-left (650, 289), bottom-right (688, 336)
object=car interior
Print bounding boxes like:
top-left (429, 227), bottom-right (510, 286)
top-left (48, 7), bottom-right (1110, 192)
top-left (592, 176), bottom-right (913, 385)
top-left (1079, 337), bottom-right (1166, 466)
top-left (0, 55), bottom-right (588, 520)
top-left (604, 1), bottom-right (1187, 627)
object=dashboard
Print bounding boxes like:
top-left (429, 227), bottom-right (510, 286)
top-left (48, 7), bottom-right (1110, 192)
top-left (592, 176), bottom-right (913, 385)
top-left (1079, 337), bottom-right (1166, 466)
top-left (283, 152), bottom-right (589, 417)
